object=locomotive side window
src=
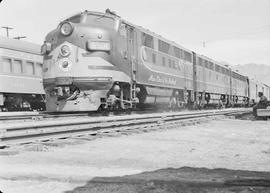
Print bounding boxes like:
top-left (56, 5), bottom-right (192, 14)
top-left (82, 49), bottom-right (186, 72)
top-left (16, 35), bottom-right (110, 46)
top-left (209, 62), bottom-right (214, 70)
top-left (158, 40), bottom-right (170, 54)
top-left (25, 61), bottom-right (35, 75)
top-left (119, 24), bottom-right (127, 37)
top-left (215, 64), bottom-right (221, 72)
top-left (184, 51), bottom-right (192, 62)
top-left (2, 58), bottom-right (12, 73)
top-left (173, 46), bottom-right (182, 59)
top-left (13, 59), bottom-right (23, 74)
top-left (221, 67), bottom-right (226, 75)
top-left (142, 33), bottom-right (154, 49)
top-left (36, 63), bottom-right (43, 77)
top-left (205, 60), bottom-right (209, 68)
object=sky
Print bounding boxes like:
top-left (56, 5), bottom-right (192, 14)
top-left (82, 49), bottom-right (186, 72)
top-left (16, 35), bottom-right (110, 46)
top-left (0, 0), bottom-right (269, 65)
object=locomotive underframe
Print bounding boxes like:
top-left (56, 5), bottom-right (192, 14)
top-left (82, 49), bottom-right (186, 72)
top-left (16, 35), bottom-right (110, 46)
top-left (194, 91), bottom-right (248, 108)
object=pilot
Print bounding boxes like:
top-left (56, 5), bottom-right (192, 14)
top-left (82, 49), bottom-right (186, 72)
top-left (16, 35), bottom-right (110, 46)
top-left (253, 92), bottom-right (268, 116)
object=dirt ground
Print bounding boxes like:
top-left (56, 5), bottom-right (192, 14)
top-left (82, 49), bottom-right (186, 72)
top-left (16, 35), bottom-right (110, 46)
top-left (0, 118), bottom-right (270, 193)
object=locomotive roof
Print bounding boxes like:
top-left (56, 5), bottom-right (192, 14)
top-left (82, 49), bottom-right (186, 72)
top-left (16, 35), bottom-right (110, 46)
top-left (81, 10), bottom-right (192, 54)
top-left (133, 22), bottom-right (235, 72)
top-left (0, 36), bottom-right (41, 55)
top-left (63, 10), bottom-right (119, 23)
top-left (124, 19), bottom-right (194, 54)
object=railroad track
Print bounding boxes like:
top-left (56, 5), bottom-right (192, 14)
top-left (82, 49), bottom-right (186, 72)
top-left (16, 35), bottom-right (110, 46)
top-left (0, 111), bottom-right (40, 121)
top-left (0, 109), bottom-right (153, 122)
top-left (0, 108), bottom-right (251, 147)
top-left (0, 111), bottom-right (94, 122)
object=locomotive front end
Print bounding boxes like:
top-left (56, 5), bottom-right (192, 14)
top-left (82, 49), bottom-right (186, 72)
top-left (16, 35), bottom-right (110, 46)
top-left (42, 11), bottom-right (129, 112)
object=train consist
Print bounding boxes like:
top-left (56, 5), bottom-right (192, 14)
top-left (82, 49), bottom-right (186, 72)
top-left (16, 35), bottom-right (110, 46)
top-left (41, 10), bottom-right (270, 112)
top-left (0, 36), bottom-right (45, 111)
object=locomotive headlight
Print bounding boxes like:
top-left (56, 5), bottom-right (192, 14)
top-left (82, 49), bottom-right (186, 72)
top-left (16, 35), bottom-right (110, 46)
top-left (58, 58), bottom-right (72, 72)
top-left (60, 45), bottom-right (71, 57)
top-left (60, 22), bottom-right (73, 36)
top-left (87, 40), bottom-right (111, 51)
top-left (62, 61), bottom-right (69, 68)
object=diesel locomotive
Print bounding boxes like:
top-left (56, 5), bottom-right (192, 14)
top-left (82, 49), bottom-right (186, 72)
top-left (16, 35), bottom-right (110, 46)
top-left (41, 10), bottom-right (270, 112)
top-left (0, 36), bottom-right (45, 111)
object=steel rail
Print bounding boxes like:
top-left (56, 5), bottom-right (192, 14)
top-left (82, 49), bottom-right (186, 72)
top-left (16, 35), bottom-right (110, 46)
top-left (0, 112), bottom-right (94, 121)
top-left (0, 107), bottom-right (250, 122)
top-left (0, 108), bottom-right (251, 147)
top-left (0, 111), bottom-right (40, 121)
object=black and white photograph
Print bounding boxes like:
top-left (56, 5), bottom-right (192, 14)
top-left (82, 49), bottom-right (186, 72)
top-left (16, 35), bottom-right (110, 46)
top-left (0, 0), bottom-right (270, 192)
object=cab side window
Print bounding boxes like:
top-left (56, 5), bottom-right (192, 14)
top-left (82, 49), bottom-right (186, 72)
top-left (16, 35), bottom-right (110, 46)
top-left (142, 33), bottom-right (154, 49)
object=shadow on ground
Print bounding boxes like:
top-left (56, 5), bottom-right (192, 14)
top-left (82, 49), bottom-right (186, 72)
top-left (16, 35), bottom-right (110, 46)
top-left (65, 167), bottom-right (270, 193)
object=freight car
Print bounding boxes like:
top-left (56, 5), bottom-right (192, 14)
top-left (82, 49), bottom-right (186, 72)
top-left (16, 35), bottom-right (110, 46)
top-left (41, 10), bottom-right (267, 112)
top-left (0, 36), bottom-right (45, 111)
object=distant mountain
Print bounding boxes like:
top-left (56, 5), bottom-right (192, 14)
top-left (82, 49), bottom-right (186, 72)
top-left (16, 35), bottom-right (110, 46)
top-left (234, 63), bottom-right (270, 85)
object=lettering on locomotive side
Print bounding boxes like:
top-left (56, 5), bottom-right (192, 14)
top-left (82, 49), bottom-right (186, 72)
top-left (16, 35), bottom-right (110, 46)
top-left (148, 74), bottom-right (176, 86)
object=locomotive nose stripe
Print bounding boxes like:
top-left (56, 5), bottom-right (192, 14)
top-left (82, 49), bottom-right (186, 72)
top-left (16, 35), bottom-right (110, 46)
top-left (87, 65), bottom-right (117, 70)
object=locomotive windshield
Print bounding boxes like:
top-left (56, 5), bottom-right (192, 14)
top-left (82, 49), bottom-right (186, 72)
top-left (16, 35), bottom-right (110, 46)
top-left (85, 14), bottom-right (116, 29)
top-left (68, 15), bottom-right (81, 23)
top-left (64, 12), bottom-right (117, 29)
top-left (65, 14), bottom-right (116, 29)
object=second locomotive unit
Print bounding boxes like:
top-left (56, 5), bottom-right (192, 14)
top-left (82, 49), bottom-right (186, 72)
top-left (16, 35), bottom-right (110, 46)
top-left (41, 10), bottom-right (269, 112)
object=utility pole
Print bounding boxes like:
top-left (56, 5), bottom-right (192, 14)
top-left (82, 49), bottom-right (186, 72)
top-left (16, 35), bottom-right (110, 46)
top-left (13, 36), bottom-right (26, 40)
top-left (203, 41), bottom-right (206, 48)
top-left (1, 26), bottom-right (13, 38)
